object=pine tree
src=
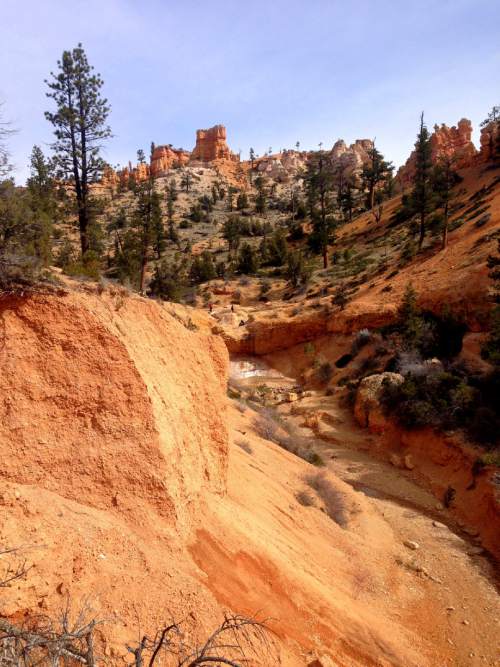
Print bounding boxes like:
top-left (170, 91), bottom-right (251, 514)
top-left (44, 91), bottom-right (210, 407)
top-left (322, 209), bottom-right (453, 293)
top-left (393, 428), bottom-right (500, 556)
top-left (254, 176), bottom-right (267, 215)
top-left (0, 101), bottom-right (15, 177)
top-left (361, 142), bottom-right (394, 211)
top-left (286, 250), bottom-right (308, 287)
top-left (26, 145), bottom-right (57, 264)
top-left (222, 216), bottom-right (241, 255)
top-left (332, 282), bottom-right (348, 310)
top-left (236, 192), bottom-right (248, 210)
top-left (411, 113), bottom-right (434, 250)
top-left (266, 229), bottom-right (288, 266)
top-left (190, 250), bottom-right (216, 284)
top-left (304, 150), bottom-right (335, 268)
top-left (249, 147), bottom-right (255, 178)
top-left (432, 156), bottom-right (461, 250)
top-left (151, 191), bottom-right (165, 259)
top-left (180, 169), bottom-right (192, 192)
top-left (149, 258), bottom-right (183, 302)
top-left (398, 282), bottom-right (426, 350)
top-left (45, 44), bottom-right (111, 256)
top-left (482, 240), bottom-right (500, 365)
top-left (237, 242), bottom-right (258, 274)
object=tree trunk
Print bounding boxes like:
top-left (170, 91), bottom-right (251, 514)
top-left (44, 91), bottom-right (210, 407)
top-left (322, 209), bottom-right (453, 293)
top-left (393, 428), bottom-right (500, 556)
top-left (139, 252), bottom-right (147, 295)
top-left (442, 201), bottom-right (449, 250)
top-left (78, 207), bottom-right (89, 255)
top-left (322, 244), bottom-right (328, 269)
top-left (418, 212), bottom-right (425, 250)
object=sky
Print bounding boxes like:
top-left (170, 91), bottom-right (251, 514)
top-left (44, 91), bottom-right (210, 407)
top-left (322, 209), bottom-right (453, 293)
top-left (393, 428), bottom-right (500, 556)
top-left (1, 0), bottom-right (499, 183)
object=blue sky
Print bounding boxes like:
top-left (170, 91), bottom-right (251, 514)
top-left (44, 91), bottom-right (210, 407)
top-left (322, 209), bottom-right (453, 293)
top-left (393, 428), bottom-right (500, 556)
top-left (2, 0), bottom-right (499, 183)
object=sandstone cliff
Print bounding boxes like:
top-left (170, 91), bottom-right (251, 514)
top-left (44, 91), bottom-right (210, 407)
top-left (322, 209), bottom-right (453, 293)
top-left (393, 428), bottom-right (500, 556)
top-left (398, 118), bottom-right (477, 186)
top-left (190, 124), bottom-right (237, 163)
top-left (150, 144), bottom-right (190, 176)
top-left (330, 138), bottom-right (374, 178)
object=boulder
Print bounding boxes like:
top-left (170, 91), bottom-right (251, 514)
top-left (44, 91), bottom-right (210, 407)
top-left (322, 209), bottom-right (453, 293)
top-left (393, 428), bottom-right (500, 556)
top-left (354, 372), bottom-right (404, 431)
top-left (404, 454), bottom-right (415, 470)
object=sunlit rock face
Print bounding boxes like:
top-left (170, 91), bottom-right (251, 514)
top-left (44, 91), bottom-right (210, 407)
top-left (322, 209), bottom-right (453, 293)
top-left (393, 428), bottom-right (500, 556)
top-left (398, 118), bottom-right (477, 187)
top-left (190, 124), bottom-right (237, 162)
top-left (150, 145), bottom-right (190, 176)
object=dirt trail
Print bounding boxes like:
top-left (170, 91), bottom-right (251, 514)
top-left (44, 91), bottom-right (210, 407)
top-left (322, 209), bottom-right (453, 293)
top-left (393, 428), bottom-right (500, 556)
top-left (230, 356), bottom-right (500, 667)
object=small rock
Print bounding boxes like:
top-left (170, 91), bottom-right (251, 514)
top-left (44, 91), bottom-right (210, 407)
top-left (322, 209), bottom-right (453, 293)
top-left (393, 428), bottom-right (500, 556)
top-left (404, 540), bottom-right (420, 551)
top-left (446, 606), bottom-right (455, 612)
top-left (98, 553), bottom-right (106, 560)
top-left (432, 520), bottom-right (447, 529)
top-left (286, 392), bottom-right (298, 402)
top-left (435, 502), bottom-right (444, 511)
top-left (462, 619), bottom-right (470, 625)
top-left (390, 454), bottom-right (402, 468)
top-left (404, 454), bottom-right (415, 470)
top-left (56, 582), bottom-right (67, 596)
top-left (464, 527), bottom-right (479, 537)
top-left (14, 489), bottom-right (21, 500)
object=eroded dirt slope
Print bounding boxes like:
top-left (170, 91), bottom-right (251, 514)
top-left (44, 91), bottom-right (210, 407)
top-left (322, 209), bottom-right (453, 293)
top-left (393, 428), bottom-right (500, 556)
top-left (0, 283), bottom-right (483, 665)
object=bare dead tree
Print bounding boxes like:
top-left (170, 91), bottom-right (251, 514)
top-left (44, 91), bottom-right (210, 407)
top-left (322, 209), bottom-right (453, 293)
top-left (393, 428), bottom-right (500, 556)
top-left (127, 613), bottom-right (273, 667)
top-left (0, 101), bottom-right (15, 177)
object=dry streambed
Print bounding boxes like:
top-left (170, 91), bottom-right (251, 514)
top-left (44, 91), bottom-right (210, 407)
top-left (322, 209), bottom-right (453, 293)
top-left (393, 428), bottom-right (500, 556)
top-left (230, 355), bottom-right (500, 667)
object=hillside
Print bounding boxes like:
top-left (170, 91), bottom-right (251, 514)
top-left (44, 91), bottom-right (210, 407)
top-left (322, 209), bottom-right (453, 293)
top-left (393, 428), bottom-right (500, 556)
top-left (1, 283), bottom-right (498, 666)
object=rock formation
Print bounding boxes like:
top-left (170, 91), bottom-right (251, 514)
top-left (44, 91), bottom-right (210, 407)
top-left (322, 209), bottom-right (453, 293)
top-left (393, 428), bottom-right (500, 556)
top-left (398, 118), bottom-right (477, 187)
top-left (150, 144), bottom-right (190, 176)
top-left (253, 150), bottom-right (307, 182)
top-left (330, 138), bottom-right (374, 178)
top-left (190, 124), bottom-right (237, 162)
top-left (104, 124), bottom-right (241, 187)
top-left (478, 119), bottom-right (500, 163)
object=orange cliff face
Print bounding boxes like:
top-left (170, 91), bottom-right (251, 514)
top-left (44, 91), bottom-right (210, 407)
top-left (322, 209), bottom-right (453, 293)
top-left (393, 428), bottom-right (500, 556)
top-left (478, 119), bottom-right (500, 163)
top-left (190, 124), bottom-right (238, 163)
top-left (102, 124), bottom-right (241, 188)
top-left (150, 144), bottom-right (190, 176)
top-left (398, 118), bottom-right (477, 187)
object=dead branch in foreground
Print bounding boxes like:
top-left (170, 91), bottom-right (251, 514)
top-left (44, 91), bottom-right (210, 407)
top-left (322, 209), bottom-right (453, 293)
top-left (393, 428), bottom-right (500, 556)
top-left (0, 549), bottom-right (273, 665)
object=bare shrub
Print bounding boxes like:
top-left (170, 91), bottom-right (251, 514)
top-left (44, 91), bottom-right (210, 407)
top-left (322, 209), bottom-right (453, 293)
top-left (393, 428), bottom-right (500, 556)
top-left (306, 471), bottom-right (350, 527)
top-left (252, 407), bottom-right (281, 443)
top-left (316, 361), bottom-right (333, 385)
top-left (236, 400), bottom-right (247, 414)
top-left (235, 438), bottom-right (253, 454)
top-left (351, 328), bottom-right (372, 355)
top-left (296, 490), bottom-right (314, 507)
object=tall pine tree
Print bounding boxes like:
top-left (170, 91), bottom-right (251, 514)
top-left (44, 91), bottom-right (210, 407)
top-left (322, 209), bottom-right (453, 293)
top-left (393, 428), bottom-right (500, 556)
top-left (304, 149), bottom-right (335, 268)
top-left (45, 44), bottom-right (111, 256)
top-left (411, 113), bottom-right (434, 250)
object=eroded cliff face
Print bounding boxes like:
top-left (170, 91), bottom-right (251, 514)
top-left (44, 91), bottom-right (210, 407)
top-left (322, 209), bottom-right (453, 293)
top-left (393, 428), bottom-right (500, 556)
top-left (103, 124), bottom-right (241, 188)
top-left (190, 124), bottom-right (237, 163)
top-left (0, 289), bottom-right (230, 654)
top-left (150, 144), bottom-right (190, 176)
top-left (398, 118), bottom-right (477, 187)
top-left (0, 290), bottom-right (229, 526)
top-left (330, 138), bottom-right (374, 177)
top-left (0, 286), bottom-right (451, 666)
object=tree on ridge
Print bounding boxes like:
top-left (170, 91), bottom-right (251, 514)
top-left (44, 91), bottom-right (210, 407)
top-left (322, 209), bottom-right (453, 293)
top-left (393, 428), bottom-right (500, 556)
top-left (45, 44), bottom-right (111, 256)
